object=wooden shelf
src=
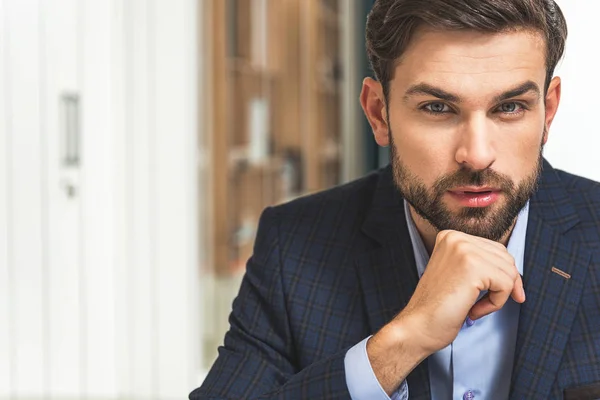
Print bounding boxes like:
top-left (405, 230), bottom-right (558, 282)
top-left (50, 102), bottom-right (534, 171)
top-left (205, 0), bottom-right (345, 276)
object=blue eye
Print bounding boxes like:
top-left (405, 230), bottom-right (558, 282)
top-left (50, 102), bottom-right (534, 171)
top-left (423, 102), bottom-right (451, 114)
top-left (499, 102), bottom-right (524, 113)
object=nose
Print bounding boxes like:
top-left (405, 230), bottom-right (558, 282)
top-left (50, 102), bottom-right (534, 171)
top-left (454, 115), bottom-right (496, 171)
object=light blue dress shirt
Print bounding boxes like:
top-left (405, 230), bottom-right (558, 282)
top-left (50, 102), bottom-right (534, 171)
top-left (345, 200), bottom-right (529, 400)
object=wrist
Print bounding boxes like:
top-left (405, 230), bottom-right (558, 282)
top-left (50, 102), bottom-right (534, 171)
top-left (384, 313), bottom-right (432, 361)
top-left (366, 315), bottom-right (430, 395)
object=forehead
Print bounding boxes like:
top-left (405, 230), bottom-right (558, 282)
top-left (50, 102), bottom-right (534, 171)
top-left (391, 28), bottom-right (547, 100)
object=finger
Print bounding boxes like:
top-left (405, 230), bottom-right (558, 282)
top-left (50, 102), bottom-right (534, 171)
top-left (471, 277), bottom-right (525, 320)
top-left (470, 265), bottom-right (515, 319)
top-left (489, 257), bottom-right (524, 304)
top-left (472, 249), bottom-right (519, 287)
top-left (494, 255), bottom-right (520, 282)
top-left (510, 274), bottom-right (526, 304)
top-left (470, 244), bottom-right (519, 294)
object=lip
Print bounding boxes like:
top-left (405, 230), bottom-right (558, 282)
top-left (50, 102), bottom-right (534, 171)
top-left (447, 188), bottom-right (501, 208)
top-left (450, 186), bottom-right (499, 193)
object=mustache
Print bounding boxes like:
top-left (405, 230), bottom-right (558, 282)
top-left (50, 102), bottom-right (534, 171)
top-left (432, 168), bottom-right (515, 194)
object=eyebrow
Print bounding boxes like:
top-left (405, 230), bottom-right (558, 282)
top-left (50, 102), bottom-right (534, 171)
top-left (404, 83), bottom-right (461, 103)
top-left (493, 81), bottom-right (541, 103)
top-left (403, 80), bottom-right (542, 104)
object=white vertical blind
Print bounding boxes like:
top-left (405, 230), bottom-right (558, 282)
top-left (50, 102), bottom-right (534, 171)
top-left (128, 0), bottom-right (157, 396)
top-left (4, 0), bottom-right (47, 396)
top-left (113, 0), bottom-right (132, 395)
top-left (79, 0), bottom-right (118, 395)
top-left (0, 0), bottom-right (12, 396)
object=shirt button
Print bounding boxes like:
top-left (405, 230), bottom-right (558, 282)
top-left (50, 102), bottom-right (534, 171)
top-left (463, 390), bottom-right (476, 400)
top-left (465, 317), bottom-right (475, 327)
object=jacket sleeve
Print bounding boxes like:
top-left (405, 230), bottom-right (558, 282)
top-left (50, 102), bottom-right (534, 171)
top-left (189, 206), bottom-right (353, 400)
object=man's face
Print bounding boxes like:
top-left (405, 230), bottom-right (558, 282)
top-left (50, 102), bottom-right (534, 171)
top-left (362, 28), bottom-right (561, 241)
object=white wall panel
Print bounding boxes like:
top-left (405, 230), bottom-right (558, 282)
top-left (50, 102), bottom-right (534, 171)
top-left (129, 0), bottom-right (158, 396)
top-left (4, 0), bottom-right (47, 396)
top-left (153, 0), bottom-right (200, 397)
top-left (546, 0), bottom-right (600, 181)
top-left (80, 0), bottom-right (117, 396)
top-left (111, 0), bottom-right (131, 397)
top-left (0, 0), bottom-right (13, 396)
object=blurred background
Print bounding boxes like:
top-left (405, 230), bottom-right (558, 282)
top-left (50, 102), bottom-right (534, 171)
top-left (0, 0), bottom-right (599, 399)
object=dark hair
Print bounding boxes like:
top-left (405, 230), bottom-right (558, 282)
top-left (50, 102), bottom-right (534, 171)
top-left (366, 0), bottom-right (568, 99)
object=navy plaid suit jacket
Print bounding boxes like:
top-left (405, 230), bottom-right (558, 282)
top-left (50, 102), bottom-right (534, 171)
top-left (191, 159), bottom-right (600, 400)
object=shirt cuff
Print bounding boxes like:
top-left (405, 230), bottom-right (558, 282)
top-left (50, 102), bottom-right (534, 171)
top-left (344, 336), bottom-right (409, 400)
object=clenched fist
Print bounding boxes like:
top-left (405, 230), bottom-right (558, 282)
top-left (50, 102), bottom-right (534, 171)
top-left (367, 229), bottom-right (526, 395)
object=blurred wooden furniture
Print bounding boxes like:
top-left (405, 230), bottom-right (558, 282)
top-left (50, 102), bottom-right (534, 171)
top-left (204, 0), bottom-right (345, 275)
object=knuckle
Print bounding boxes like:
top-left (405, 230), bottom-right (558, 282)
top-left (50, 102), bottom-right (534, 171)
top-left (454, 239), bottom-right (470, 255)
top-left (507, 253), bottom-right (516, 266)
top-left (436, 230), bottom-right (452, 244)
top-left (447, 230), bottom-right (465, 241)
top-left (502, 277), bottom-right (515, 292)
top-left (487, 300), bottom-right (501, 311)
top-left (492, 240), bottom-right (505, 250)
top-left (505, 264), bottom-right (518, 279)
top-left (457, 249), bottom-right (475, 271)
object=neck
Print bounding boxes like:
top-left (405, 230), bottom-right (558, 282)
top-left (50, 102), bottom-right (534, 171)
top-left (408, 205), bottom-right (516, 255)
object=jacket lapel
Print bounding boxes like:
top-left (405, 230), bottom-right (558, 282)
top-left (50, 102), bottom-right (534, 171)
top-left (510, 160), bottom-right (592, 399)
top-left (354, 166), bottom-right (431, 400)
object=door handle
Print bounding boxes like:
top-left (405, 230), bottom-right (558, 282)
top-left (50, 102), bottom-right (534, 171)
top-left (60, 93), bottom-right (80, 167)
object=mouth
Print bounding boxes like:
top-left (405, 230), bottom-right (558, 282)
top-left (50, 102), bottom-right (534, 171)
top-left (447, 187), bottom-right (501, 208)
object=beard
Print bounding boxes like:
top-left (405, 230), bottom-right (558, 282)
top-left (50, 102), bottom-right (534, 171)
top-left (389, 133), bottom-right (543, 242)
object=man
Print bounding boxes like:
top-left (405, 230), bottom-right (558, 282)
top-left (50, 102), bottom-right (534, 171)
top-left (191, 0), bottom-right (600, 399)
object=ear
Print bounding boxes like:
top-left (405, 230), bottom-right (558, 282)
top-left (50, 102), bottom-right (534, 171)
top-left (543, 76), bottom-right (561, 145)
top-left (360, 77), bottom-right (390, 147)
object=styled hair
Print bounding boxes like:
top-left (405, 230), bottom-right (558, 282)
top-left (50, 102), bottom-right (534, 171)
top-left (366, 0), bottom-right (568, 99)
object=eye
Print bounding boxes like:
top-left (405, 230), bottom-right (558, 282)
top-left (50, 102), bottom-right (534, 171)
top-left (423, 102), bottom-right (452, 114)
top-left (498, 102), bottom-right (525, 114)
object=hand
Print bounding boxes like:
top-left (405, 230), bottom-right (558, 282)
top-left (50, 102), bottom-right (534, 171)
top-left (396, 229), bottom-right (525, 354)
top-left (367, 229), bottom-right (525, 394)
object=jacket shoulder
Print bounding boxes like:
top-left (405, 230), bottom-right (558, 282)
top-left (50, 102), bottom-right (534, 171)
top-left (555, 169), bottom-right (600, 248)
top-left (261, 168), bottom-right (386, 258)
top-left (556, 169), bottom-right (600, 208)
top-left (271, 168), bottom-right (383, 220)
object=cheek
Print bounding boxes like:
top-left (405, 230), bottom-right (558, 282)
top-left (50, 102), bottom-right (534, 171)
top-left (495, 123), bottom-right (544, 179)
top-left (391, 126), bottom-right (453, 186)
top-left (389, 103), bottom-right (458, 167)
